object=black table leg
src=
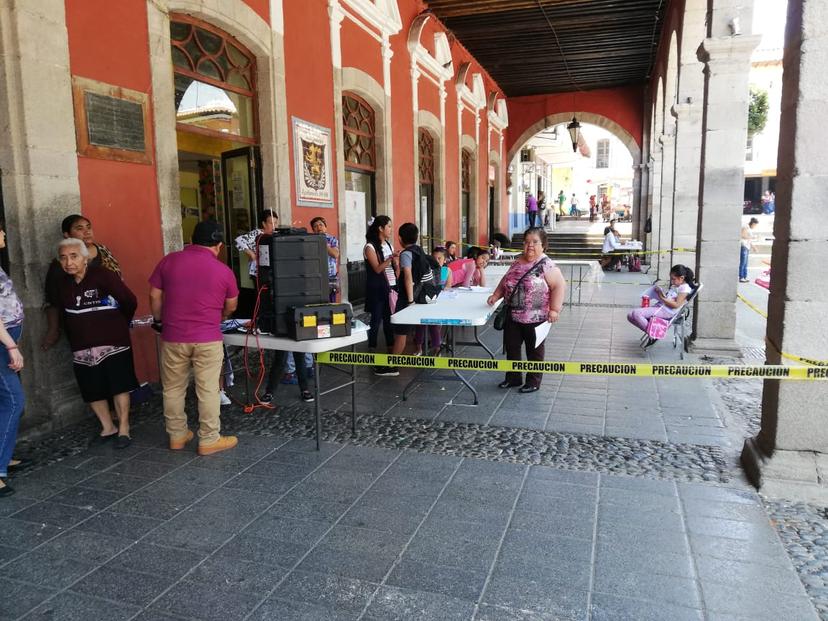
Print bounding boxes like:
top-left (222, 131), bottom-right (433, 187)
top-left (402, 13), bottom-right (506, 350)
top-left (350, 344), bottom-right (357, 436)
top-left (314, 354), bottom-right (321, 450)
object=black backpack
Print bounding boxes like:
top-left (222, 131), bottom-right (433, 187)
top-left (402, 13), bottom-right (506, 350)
top-left (407, 245), bottom-right (441, 304)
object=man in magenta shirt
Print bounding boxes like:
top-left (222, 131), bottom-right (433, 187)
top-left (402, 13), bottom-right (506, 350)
top-left (149, 220), bottom-right (239, 456)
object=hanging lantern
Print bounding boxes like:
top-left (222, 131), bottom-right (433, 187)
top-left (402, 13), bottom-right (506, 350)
top-left (567, 116), bottom-right (581, 152)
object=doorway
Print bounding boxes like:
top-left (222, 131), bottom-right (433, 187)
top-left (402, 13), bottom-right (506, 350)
top-left (171, 15), bottom-right (262, 312)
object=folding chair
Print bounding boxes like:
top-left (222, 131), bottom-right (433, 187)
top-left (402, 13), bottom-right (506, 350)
top-left (639, 283), bottom-right (703, 360)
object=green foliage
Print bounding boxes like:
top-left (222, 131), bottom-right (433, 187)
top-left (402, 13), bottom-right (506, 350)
top-left (748, 87), bottom-right (769, 135)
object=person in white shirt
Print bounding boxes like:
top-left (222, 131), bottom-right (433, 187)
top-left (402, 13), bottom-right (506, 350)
top-left (600, 223), bottom-right (623, 270)
top-left (739, 217), bottom-right (759, 282)
top-left (627, 264), bottom-right (697, 347)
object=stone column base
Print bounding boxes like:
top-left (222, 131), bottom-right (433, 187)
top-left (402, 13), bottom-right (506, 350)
top-left (741, 438), bottom-right (828, 504)
top-left (688, 337), bottom-right (742, 357)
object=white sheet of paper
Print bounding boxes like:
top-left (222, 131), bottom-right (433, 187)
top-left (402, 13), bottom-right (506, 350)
top-left (535, 321), bottom-right (552, 348)
top-left (469, 286), bottom-right (492, 293)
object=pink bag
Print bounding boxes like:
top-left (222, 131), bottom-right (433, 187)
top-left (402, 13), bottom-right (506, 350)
top-left (646, 315), bottom-right (669, 340)
top-left (388, 288), bottom-right (399, 313)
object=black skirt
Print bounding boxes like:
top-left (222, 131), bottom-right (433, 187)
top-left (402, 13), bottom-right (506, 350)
top-left (73, 348), bottom-right (139, 403)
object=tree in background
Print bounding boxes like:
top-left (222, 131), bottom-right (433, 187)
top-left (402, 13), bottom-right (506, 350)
top-left (748, 86), bottom-right (769, 136)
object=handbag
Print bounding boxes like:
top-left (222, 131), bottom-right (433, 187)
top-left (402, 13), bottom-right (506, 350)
top-left (493, 258), bottom-right (548, 331)
top-left (646, 314), bottom-right (670, 339)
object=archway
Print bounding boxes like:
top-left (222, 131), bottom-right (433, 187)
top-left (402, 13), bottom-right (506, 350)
top-left (508, 112), bottom-right (640, 234)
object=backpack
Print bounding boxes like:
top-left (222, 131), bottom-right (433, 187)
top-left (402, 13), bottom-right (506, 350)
top-left (629, 255), bottom-right (642, 272)
top-left (407, 245), bottom-right (441, 304)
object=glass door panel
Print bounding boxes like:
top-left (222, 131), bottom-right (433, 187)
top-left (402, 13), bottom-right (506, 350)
top-left (221, 146), bottom-right (261, 289)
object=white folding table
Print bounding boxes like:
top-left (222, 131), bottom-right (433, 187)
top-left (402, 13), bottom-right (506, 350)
top-left (486, 260), bottom-right (600, 306)
top-left (390, 291), bottom-right (502, 404)
top-left (223, 321), bottom-right (368, 449)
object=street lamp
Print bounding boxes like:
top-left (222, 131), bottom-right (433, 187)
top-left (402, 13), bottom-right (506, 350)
top-left (567, 116), bottom-right (581, 152)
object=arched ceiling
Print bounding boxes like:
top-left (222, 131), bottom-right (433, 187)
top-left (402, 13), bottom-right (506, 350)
top-left (426, 0), bottom-right (669, 96)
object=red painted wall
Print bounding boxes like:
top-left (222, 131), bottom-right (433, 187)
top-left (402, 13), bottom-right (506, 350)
top-left (66, 0), bottom-right (162, 381)
top-left (505, 86), bottom-right (645, 157)
top-left (242, 0), bottom-right (269, 23)
top-left (283, 0), bottom-right (338, 233)
top-left (418, 83), bottom-right (441, 119)
top-left (341, 20), bottom-right (383, 86)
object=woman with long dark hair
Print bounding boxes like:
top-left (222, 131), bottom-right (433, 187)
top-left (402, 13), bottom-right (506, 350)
top-left (628, 264), bottom-right (698, 348)
top-left (363, 216), bottom-right (399, 376)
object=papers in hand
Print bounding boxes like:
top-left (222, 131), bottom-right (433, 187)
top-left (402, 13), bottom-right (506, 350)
top-left (535, 321), bottom-right (552, 348)
top-left (469, 286), bottom-right (492, 293)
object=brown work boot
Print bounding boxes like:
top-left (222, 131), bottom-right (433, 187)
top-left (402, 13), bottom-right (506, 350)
top-left (198, 435), bottom-right (238, 456)
top-left (169, 430), bottom-right (194, 450)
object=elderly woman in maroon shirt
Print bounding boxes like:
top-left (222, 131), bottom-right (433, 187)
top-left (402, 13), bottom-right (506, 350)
top-left (56, 238), bottom-right (138, 448)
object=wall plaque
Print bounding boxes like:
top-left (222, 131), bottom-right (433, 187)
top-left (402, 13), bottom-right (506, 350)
top-left (72, 77), bottom-right (152, 164)
top-left (84, 93), bottom-right (145, 152)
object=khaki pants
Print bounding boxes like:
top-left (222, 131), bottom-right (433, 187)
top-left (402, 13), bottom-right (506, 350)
top-left (161, 341), bottom-right (223, 445)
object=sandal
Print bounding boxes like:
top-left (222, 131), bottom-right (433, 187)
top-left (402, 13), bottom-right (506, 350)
top-left (498, 380), bottom-right (521, 389)
top-left (115, 435), bottom-right (132, 450)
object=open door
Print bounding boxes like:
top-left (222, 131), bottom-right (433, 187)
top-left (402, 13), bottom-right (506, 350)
top-left (222, 146), bottom-right (262, 314)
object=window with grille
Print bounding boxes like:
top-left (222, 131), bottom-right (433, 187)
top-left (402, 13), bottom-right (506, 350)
top-left (461, 149), bottom-right (471, 192)
top-left (170, 15), bottom-right (257, 141)
top-left (596, 139), bottom-right (610, 168)
top-left (419, 129), bottom-right (434, 184)
top-left (342, 94), bottom-right (376, 171)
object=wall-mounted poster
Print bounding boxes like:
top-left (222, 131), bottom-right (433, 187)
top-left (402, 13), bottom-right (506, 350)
top-left (293, 117), bottom-right (334, 207)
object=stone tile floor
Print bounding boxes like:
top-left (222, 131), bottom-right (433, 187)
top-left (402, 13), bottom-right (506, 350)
top-left (1, 428), bottom-right (818, 621)
top-left (2, 276), bottom-right (821, 620)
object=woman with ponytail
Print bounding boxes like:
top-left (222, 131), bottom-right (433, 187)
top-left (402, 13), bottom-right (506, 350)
top-left (628, 264), bottom-right (697, 347)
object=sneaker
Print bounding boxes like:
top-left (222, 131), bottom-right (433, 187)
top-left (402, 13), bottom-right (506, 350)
top-left (169, 430), bottom-right (194, 450)
top-left (301, 390), bottom-right (315, 403)
top-left (739, 278), bottom-right (749, 283)
top-left (260, 392), bottom-right (273, 404)
top-left (643, 337), bottom-right (658, 349)
top-left (219, 390), bottom-right (232, 406)
top-left (198, 435), bottom-right (238, 456)
top-left (412, 349), bottom-right (423, 357)
top-left (281, 373), bottom-right (298, 385)
top-left (374, 366), bottom-right (399, 377)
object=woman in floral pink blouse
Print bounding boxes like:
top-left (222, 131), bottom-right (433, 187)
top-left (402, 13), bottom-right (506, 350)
top-left (487, 227), bottom-right (566, 393)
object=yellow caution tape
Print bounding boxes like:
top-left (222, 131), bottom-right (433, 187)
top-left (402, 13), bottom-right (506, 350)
top-left (317, 352), bottom-right (828, 381)
top-left (736, 293), bottom-right (767, 319)
top-left (736, 294), bottom-right (828, 366)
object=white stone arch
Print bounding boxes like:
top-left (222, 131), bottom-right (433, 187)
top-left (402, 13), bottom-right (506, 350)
top-left (407, 14), bottom-right (453, 81)
top-left (460, 133), bottom-right (479, 246)
top-left (146, 0), bottom-right (288, 253)
top-left (417, 109), bottom-right (445, 243)
top-left (507, 112), bottom-right (641, 167)
top-left (654, 76), bottom-right (665, 138)
top-left (664, 31), bottom-right (679, 136)
top-left (341, 67), bottom-right (390, 217)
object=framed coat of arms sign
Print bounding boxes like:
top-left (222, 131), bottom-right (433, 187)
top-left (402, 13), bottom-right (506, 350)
top-left (292, 117), bottom-right (334, 207)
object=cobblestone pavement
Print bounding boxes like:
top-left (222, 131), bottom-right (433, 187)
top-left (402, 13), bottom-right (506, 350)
top-left (2, 286), bottom-right (822, 620)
